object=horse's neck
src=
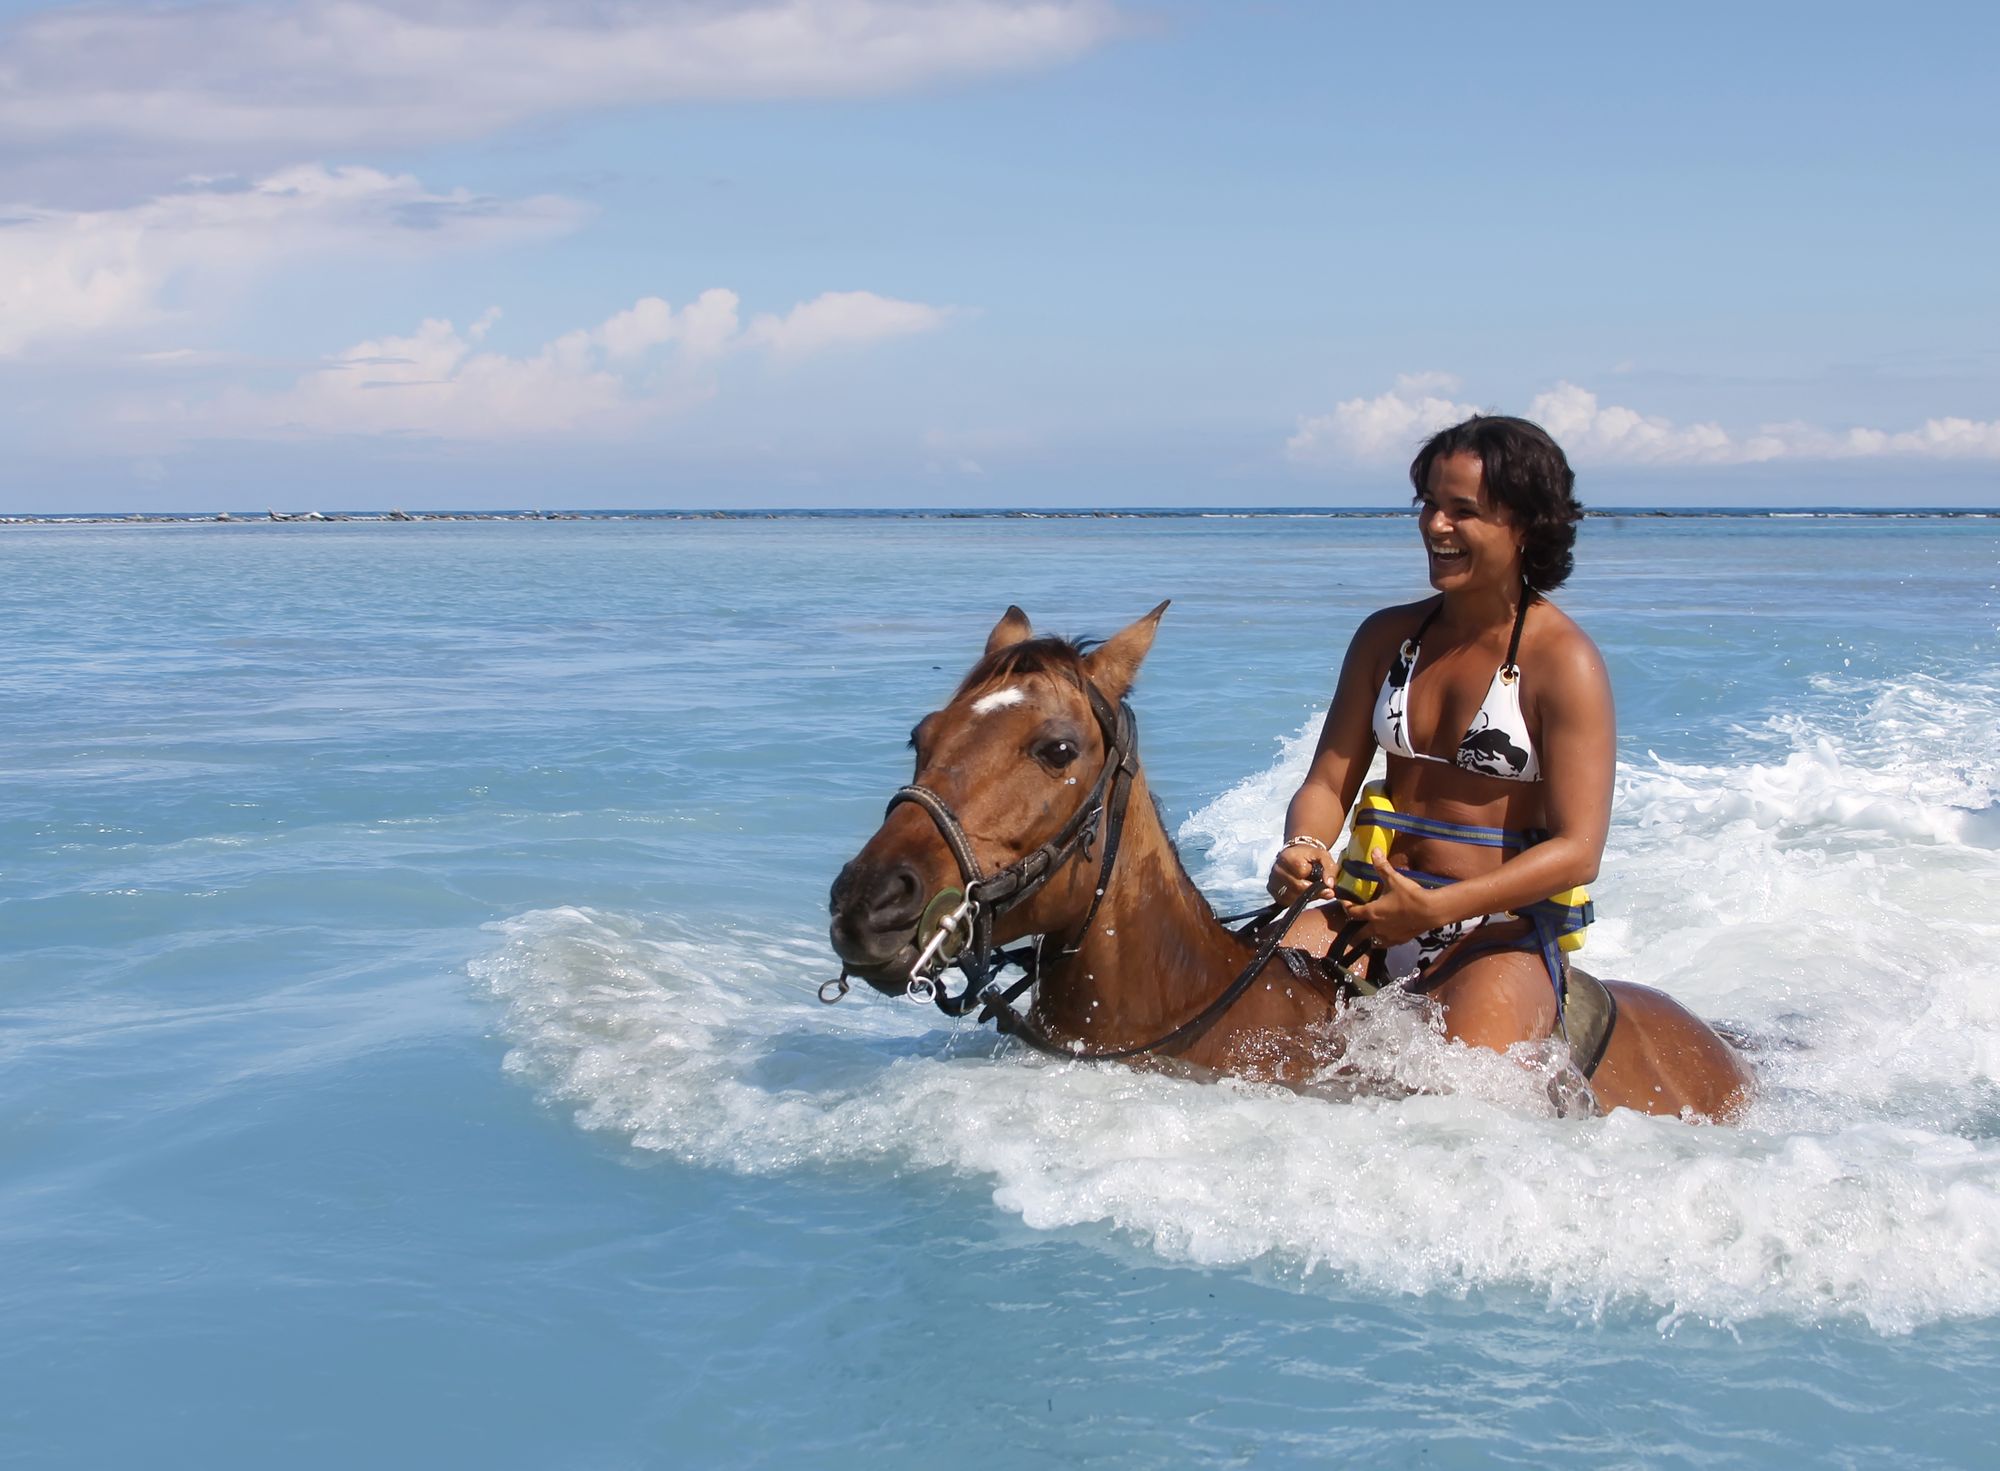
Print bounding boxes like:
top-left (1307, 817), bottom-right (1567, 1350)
top-left (1033, 773), bottom-right (1253, 1043)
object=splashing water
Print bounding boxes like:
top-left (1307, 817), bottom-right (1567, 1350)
top-left (480, 666), bottom-right (2000, 1334)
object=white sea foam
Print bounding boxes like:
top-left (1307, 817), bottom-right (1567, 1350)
top-left (1173, 713), bottom-right (1337, 892)
top-left (475, 667), bottom-right (2000, 1334)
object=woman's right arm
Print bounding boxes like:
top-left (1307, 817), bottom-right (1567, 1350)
top-left (1268, 612), bottom-right (1394, 901)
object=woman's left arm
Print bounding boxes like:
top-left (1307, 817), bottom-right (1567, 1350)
top-left (1350, 628), bottom-right (1615, 940)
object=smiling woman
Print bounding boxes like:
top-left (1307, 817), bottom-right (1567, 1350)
top-left (1271, 415), bottom-right (1751, 1114)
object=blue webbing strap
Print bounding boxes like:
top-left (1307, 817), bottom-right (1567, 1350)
top-left (1338, 859), bottom-right (1592, 937)
top-left (1352, 807), bottom-right (1541, 851)
top-left (1338, 811), bottom-right (1597, 1020)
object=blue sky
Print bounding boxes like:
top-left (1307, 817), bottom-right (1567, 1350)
top-left (3, 0), bottom-right (1996, 511)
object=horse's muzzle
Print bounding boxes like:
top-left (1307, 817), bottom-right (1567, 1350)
top-left (828, 858), bottom-right (926, 990)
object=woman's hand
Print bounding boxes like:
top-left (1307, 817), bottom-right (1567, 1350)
top-left (1266, 842), bottom-right (1332, 904)
top-left (1343, 846), bottom-right (1441, 946)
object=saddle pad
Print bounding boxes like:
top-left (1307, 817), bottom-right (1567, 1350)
top-left (1561, 965), bottom-right (1619, 1079)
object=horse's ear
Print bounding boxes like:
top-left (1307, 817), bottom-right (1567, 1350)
top-left (1083, 600), bottom-right (1169, 702)
top-left (985, 605), bottom-right (1033, 655)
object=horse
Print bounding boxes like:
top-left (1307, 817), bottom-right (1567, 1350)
top-left (827, 603), bottom-right (1754, 1120)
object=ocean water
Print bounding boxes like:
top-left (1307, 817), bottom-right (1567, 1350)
top-left (3, 512), bottom-right (1998, 1468)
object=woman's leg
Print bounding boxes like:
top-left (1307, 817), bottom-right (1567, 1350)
top-left (1421, 936), bottom-right (1560, 1051)
top-left (1276, 902), bottom-right (1341, 956)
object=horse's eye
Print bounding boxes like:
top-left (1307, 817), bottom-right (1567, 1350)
top-left (1035, 738), bottom-right (1081, 770)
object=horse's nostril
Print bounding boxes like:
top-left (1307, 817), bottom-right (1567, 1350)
top-left (866, 864), bottom-right (925, 929)
top-left (829, 860), bottom-right (926, 961)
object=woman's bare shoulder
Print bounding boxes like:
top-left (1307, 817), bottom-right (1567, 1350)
top-left (1327, 600), bottom-right (1436, 700)
top-left (1525, 599), bottom-right (1609, 689)
top-left (1352, 598), bottom-right (1436, 652)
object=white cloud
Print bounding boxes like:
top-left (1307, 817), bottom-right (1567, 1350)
top-left (1286, 372), bottom-right (1481, 463)
top-left (0, 164), bottom-right (582, 356)
top-left (1761, 416), bottom-right (2000, 461)
top-left (1289, 375), bottom-right (2000, 467)
top-left (165, 287), bottom-right (954, 439)
top-left (1525, 382), bottom-right (1744, 464)
top-left (1527, 382), bottom-right (2000, 464)
top-left (586, 291), bottom-right (747, 363)
top-left (246, 314), bottom-right (650, 438)
top-left (746, 290), bottom-right (955, 358)
top-left (0, 0), bottom-right (1126, 168)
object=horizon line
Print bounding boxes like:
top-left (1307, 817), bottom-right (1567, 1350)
top-left (5, 504), bottom-right (1999, 527)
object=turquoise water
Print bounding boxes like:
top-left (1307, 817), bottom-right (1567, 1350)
top-left (4, 515), bottom-right (1998, 1467)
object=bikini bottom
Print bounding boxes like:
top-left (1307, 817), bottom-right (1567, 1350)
top-left (1383, 912), bottom-right (1508, 986)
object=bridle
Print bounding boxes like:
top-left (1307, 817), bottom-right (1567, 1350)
top-left (822, 673), bottom-right (1135, 1010)
top-left (822, 671), bottom-right (1330, 1062)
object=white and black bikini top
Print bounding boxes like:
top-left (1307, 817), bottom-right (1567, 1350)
top-left (1371, 594), bottom-right (1540, 783)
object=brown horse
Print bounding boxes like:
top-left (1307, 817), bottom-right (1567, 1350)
top-left (828, 603), bottom-right (1753, 1120)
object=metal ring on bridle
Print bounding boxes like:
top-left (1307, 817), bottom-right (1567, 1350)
top-left (908, 889), bottom-right (979, 988)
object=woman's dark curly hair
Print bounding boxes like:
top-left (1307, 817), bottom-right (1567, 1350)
top-left (1409, 415), bottom-right (1584, 593)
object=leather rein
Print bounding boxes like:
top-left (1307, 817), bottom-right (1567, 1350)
top-left (821, 672), bottom-right (1329, 1062)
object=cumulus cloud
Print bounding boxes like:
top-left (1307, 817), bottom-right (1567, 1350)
top-left (0, 164), bottom-right (582, 356)
top-left (745, 290), bottom-right (954, 358)
top-left (1525, 381), bottom-right (1747, 464)
top-left (1286, 372), bottom-right (1481, 463)
top-left (0, 0), bottom-right (1125, 174)
top-left (592, 292), bottom-right (744, 362)
top-left (166, 287), bottom-right (955, 438)
top-left (1288, 375), bottom-right (2000, 467)
top-left (1684, 410), bottom-right (2000, 462)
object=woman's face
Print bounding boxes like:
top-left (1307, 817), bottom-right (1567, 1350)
top-left (1417, 451), bottom-right (1524, 596)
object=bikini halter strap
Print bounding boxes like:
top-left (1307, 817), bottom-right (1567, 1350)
top-left (1503, 584), bottom-right (1534, 671)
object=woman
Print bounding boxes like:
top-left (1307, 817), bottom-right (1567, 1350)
top-left (1269, 415), bottom-right (1611, 1055)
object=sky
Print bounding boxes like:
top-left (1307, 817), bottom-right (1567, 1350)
top-left (3, 0), bottom-right (1997, 512)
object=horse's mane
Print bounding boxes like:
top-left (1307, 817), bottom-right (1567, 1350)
top-left (952, 634), bottom-right (1102, 699)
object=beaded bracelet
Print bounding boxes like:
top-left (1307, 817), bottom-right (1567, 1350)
top-left (1283, 834), bottom-right (1332, 854)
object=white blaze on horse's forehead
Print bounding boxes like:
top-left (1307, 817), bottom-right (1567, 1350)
top-left (970, 687), bottom-right (1027, 717)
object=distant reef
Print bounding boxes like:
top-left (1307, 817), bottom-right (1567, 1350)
top-left (4, 506), bottom-right (1994, 528)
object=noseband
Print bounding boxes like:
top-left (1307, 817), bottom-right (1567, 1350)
top-left (824, 671), bottom-right (1329, 1062)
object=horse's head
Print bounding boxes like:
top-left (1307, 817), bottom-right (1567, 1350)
top-left (828, 601), bottom-right (1166, 993)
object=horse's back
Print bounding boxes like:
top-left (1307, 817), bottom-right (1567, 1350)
top-left (1591, 978), bottom-right (1754, 1120)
